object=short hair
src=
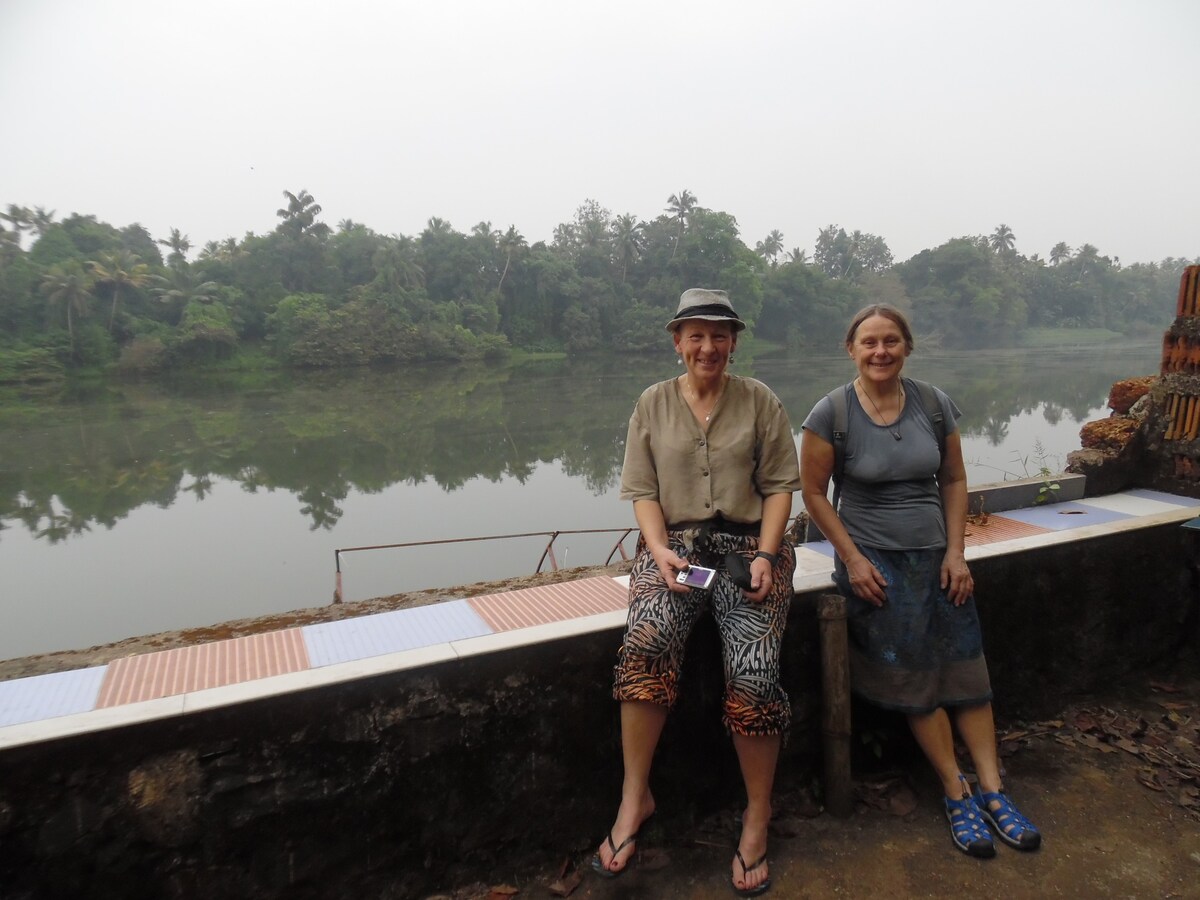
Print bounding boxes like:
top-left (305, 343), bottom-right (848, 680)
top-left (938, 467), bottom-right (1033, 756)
top-left (845, 303), bottom-right (914, 353)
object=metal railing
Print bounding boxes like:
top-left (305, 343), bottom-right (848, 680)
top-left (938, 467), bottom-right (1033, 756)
top-left (333, 527), bottom-right (638, 603)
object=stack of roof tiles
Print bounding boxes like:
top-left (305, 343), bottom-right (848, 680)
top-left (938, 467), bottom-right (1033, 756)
top-left (1161, 266), bottom-right (1200, 479)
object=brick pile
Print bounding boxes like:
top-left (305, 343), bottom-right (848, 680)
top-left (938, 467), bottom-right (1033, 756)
top-left (1159, 266), bottom-right (1200, 482)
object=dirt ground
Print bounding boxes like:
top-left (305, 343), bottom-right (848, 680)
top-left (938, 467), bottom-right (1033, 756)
top-left (434, 661), bottom-right (1200, 900)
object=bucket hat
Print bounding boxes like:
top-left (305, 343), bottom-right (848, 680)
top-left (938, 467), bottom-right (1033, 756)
top-left (665, 288), bottom-right (745, 332)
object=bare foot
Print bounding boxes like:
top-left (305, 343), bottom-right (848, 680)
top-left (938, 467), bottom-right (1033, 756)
top-left (732, 804), bottom-right (770, 894)
top-left (595, 793), bottom-right (655, 875)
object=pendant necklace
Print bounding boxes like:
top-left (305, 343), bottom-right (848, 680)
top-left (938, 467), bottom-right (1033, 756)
top-left (858, 378), bottom-right (904, 440)
top-left (684, 376), bottom-right (720, 422)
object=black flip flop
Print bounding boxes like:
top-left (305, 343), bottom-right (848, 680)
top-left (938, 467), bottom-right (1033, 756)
top-left (590, 829), bottom-right (638, 879)
top-left (732, 848), bottom-right (771, 897)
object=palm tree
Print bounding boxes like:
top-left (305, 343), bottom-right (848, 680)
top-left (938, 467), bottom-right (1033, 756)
top-left (1049, 242), bottom-right (1072, 266)
top-left (157, 227), bottom-right (192, 267)
top-left (989, 224), bottom-right (1016, 254)
top-left (276, 189), bottom-right (329, 238)
top-left (1074, 243), bottom-right (1102, 281)
top-left (30, 206), bottom-right (56, 237)
top-left (40, 262), bottom-right (94, 345)
top-left (755, 229), bottom-right (785, 267)
top-left (424, 216), bottom-right (453, 237)
top-left (610, 214), bottom-right (644, 283)
top-left (0, 226), bottom-right (19, 265)
top-left (151, 267), bottom-right (221, 312)
top-left (88, 250), bottom-right (151, 332)
top-left (785, 247), bottom-right (809, 265)
top-left (497, 225), bottom-right (527, 291)
top-left (665, 190), bottom-right (697, 260)
top-left (0, 204), bottom-right (31, 250)
top-left (372, 237), bottom-right (424, 292)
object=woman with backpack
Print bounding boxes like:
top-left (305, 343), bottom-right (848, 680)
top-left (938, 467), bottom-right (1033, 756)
top-left (799, 303), bottom-right (1041, 859)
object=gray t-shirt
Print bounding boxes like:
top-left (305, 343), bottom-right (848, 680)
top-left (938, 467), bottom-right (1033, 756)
top-left (802, 379), bottom-right (961, 550)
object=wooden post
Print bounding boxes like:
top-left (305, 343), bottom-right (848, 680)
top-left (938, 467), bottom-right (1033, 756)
top-left (818, 592), bottom-right (853, 817)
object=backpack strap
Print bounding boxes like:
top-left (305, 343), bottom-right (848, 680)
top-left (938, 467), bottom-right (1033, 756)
top-left (828, 378), bottom-right (947, 510)
top-left (908, 378), bottom-right (947, 460)
top-left (827, 382), bottom-right (853, 512)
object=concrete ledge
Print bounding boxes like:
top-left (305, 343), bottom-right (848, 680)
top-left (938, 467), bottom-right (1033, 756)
top-left (967, 473), bottom-right (1086, 513)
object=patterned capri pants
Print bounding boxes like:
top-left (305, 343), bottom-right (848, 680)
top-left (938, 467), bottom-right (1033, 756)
top-left (612, 529), bottom-right (795, 736)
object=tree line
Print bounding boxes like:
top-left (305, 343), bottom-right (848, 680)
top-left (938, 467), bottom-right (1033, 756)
top-left (0, 191), bottom-right (1192, 381)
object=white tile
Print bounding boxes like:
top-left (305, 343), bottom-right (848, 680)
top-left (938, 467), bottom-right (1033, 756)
top-left (0, 666), bottom-right (108, 727)
top-left (1075, 493), bottom-right (1189, 517)
top-left (302, 601), bottom-right (491, 667)
top-left (0, 695), bottom-right (186, 750)
top-left (793, 546), bottom-right (835, 579)
top-left (1126, 488), bottom-right (1200, 508)
top-left (794, 571), bottom-right (837, 594)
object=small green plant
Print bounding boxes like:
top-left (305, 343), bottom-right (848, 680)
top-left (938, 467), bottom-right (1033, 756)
top-left (1011, 439), bottom-right (1062, 504)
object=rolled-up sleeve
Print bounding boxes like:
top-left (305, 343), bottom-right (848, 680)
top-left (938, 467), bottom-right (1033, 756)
top-left (755, 397), bottom-right (802, 497)
top-left (619, 402), bottom-right (659, 503)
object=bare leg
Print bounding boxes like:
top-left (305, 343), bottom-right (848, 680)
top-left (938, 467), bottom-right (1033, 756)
top-left (907, 708), bottom-right (966, 797)
top-left (595, 700), bottom-right (664, 873)
top-left (730, 732), bottom-right (780, 894)
top-left (953, 702), bottom-right (1002, 793)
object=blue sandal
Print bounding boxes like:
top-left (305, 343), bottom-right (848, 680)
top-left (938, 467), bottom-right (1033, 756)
top-left (973, 785), bottom-right (1042, 851)
top-left (944, 776), bottom-right (995, 858)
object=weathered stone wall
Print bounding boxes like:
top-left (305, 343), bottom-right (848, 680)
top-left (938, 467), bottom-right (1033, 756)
top-left (1070, 265), bottom-right (1200, 498)
top-left (0, 521), bottom-right (1195, 899)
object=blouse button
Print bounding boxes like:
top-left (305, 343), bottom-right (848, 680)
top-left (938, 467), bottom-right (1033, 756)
top-left (698, 440), bottom-right (705, 447)
top-left (702, 470), bottom-right (709, 477)
top-left (704, 502), bottom-right (711, 508)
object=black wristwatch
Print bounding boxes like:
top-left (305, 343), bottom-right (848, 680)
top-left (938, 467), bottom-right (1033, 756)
top-left (754, 550), bottom-right (778, 565)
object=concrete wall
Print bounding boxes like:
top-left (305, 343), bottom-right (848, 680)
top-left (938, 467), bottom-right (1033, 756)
top-left (1, 523), bottom-right (1197, 899)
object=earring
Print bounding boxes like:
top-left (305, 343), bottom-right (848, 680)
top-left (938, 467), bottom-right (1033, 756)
top-left (729, 354), bottom-right (735, 364)
top-left (677, 357), bottom-right (683, 365)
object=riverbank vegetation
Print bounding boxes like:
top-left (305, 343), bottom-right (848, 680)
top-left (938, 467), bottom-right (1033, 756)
top-left (0, 192), bottom-right (1191, 381)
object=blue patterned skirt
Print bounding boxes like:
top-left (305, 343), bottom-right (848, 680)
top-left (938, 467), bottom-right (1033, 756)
top-left (833, 546), bottom-right (992, 715)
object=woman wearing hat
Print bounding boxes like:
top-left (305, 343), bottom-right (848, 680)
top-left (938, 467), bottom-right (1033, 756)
top-left (592, 288), bottom-right (800, 897)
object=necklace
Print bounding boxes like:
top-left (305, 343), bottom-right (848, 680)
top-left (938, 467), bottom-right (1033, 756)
top-left (857, 378), bottom-right (904, 440)
top-left (684, 376), bottom-right (722, 423)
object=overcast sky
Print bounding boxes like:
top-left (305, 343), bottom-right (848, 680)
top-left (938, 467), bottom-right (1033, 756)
top-left (2, 0), bottom-right (1197, 265)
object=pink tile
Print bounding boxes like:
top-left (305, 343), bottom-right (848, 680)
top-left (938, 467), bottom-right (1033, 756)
top-left (963, 514), bottom-right (1052, 547)
top-left (467, 576), bottom-right (628, 633)
top-left (96, 630), bottom-right (310, 707)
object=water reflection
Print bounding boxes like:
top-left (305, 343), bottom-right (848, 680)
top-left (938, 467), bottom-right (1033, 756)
top-left (0, 343), bottom-right (1163, 659)
top-left (0, 345), bottom-right (1161, 542)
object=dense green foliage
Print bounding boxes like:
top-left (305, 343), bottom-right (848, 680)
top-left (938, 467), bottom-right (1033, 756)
top-left (0, 197), bottom-right (1192, 381)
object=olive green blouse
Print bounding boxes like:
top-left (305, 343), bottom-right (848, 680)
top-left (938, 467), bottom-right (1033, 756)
top-left (619, 375), bottom-right (801, 527)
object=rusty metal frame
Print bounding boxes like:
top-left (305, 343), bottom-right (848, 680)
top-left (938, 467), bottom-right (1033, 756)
top-left (334, 527), bottom-right (638, 603)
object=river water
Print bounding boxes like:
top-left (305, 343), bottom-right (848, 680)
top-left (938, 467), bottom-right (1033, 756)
top-left (0, 341), bottom-right (1162, 660)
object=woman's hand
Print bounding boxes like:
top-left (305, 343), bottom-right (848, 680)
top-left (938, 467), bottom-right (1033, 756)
top-left (941, 550), bottom-right (973, 606)
top-left (651, 544), bottom-right (691, 593)
top-left (845, 555), bottom-right (888, 607)
top-left (743, 556), bottom-right (774, 603)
